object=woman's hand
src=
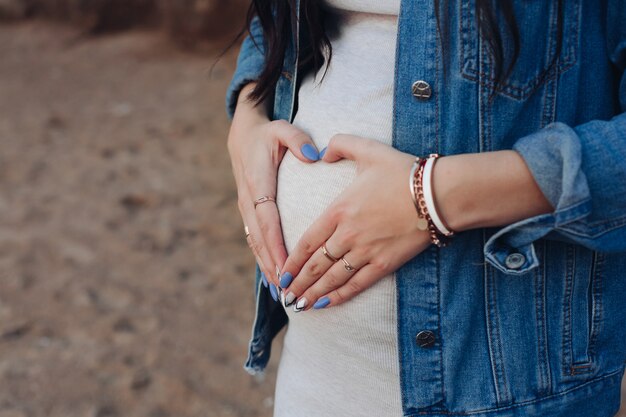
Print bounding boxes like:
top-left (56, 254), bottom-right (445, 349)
top-left (278, 133), bottom-right (555, 311)
top-left (279, 134), bottom-right (432, 311)
top-left (228, 84), bottom-right (321, 293)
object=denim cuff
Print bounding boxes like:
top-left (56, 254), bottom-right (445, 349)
top-left (225, 17), bottom-right (267, 120)
top-left (483, 122), bottom-right (593, 275)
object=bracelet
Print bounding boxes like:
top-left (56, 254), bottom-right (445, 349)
top-left (409, 157), bottom-right (429, 232)
top-left (422, 155), bottom-right (455, 237)
top-left (411, 153), bottom-right (455, 247)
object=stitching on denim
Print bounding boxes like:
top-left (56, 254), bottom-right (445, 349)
top-left (485, 264), bottom-right (512, 406)
top-left (534, 240), bottom-right (551, 395)
top-left (436, 246), bottom-right (445, 403)
top-left (405, 368), bottom-right (623, 416)
top-left (561, 213), bottom-right (626, 240)
top-left (563, 246), bottom-right (601, 377)
top-left (541, 241), bottom-right (553, 393)
top-left (482, 229), bottom-right (501, 406)
top-left (588, 251), bottom-right (604, 362)
top-left (561, 244), bottom-right (575, 376)
top-left (458, 2), bottom-right (580, 101)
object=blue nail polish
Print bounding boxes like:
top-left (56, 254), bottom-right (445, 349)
top-left (301, 144), bottom-right (319, 161)
top-left (313, 297), bottom-right (330, 309)
top-left (280, 272), bottom-right (293, 289)
top-left (269, 283), bottom-right (278, 302)
top-left (319, 147), bottom-right (327, 159)
top-left (261, 272), bottom-right (269, 288)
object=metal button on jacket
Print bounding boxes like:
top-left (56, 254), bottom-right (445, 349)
top-left (416, 330), bottom-right (436, 348)
top-left (411, 80), bottom-right (432, 100)
top-left (505, 252), bottom-right (526, 270)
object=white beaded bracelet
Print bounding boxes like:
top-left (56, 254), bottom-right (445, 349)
top-left (422, 155), bottom-right (454, 237)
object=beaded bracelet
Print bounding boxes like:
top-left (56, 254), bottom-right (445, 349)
top-left (409, 153), bottom-right (455, 247)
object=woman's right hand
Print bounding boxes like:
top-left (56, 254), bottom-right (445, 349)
top-left (227, 83), bottom-right (320, 295)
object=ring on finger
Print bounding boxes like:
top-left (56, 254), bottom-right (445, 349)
top-left (341, 256), bottom-right (356, 272)
top-left (253, 196), bottom-right (276, 209)
top-left (244, 225), bottom-right (250, 238)
top-left (322, 243), bottom-right (340, 263)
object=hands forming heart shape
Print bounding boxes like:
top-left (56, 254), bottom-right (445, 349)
top-left (228, 87), bottom-right (432, 311)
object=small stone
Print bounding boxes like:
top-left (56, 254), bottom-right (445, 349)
top-left (130, 369), bottom-right (152, 391)
top-left (1, 322), bottom-right (32, 341)
top-left (112, 317), bottom-right (135, 333)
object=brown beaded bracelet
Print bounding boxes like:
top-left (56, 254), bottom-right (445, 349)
top-left (411, 154), bottom-right (453, 247)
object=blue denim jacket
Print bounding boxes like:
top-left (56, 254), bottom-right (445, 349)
top-left (226, 2), bottom-right (626, 416)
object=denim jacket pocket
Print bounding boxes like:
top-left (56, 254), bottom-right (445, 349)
top-left (560, 244), bottom-right (603, 379)
top-left (459, 0), bottom-right (581, 100)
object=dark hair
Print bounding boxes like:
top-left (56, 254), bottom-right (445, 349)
top-left (244, 0), bottom-right (564, 104)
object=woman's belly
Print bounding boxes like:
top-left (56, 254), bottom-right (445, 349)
top-left (273, 10), bottom-right (403, 417)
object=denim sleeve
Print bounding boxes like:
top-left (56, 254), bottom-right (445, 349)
top-left (483, 5), bottom-right (626, 275)
top-left (225, 15), bottom-right (266, 120)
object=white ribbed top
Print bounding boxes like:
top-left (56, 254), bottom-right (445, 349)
top-left (274, 1), bottom-right (402, 416)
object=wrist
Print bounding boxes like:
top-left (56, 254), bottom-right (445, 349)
top-left (432, 151), bottom-right (554, 233)
top-left (235, 82), bottom-right (271, 121)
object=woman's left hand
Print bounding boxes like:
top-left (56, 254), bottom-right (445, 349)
top-left (280, 134), bottom-right (432, 311)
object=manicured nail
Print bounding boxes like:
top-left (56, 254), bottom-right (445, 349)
top-left (285, 292), bottom-right (296, 307)
top-left (319, 147), bottom-right (327, 159)
top-left (313, 297), bottom-right (330, 309)
top-left (269, 283), bottom-right (278, 302)
top-left (280, 272), bottom-right (293, 289)
top-left (294, 297), bottom-right (308, 312)
top-left (261, 272), bottom-right (269, 288)
top-left (301, 144), bottom-right (319, 161)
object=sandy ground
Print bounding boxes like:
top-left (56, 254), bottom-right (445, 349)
top-left (0, 20), bottom-right (623, 417)
top-left (0, 21), bottom-right (280, 417)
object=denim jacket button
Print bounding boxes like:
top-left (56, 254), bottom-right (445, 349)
top-left (415, 330), bottom-right (436, 348)
top-left (411, 80), bottom-right (432, 100)
top-left (505, 252), bottom-right (526, 269)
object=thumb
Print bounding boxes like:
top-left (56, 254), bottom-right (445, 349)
top-left (269, 120), bottom-right (320, 163)
top-left (320, 134), bottom-right (366, 163)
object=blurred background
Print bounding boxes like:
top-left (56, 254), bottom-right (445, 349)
top-left (0, 1), bottom-right (623, 417)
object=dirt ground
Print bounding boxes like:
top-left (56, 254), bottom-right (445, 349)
top-left (0, 21), bottom-right (623, 417)
top-left (0, 21), bottom-right (279, 417)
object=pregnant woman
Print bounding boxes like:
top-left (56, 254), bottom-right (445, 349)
top-left (227, 1), bottom-right (626, 416)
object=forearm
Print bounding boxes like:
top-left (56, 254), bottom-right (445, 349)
top-left (233, 83), bottom-right (271, 121)
top-left (433, 150), bottom-right (555, 233)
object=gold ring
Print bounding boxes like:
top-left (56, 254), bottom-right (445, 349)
top-left (244, 225), bottom-right (250, 238)
top-left (341, 257), bottom-right (356, 272)
top-left (253, 196), bottom-right (276, 209)
top-left (322, 243), bottom-right (340, 262)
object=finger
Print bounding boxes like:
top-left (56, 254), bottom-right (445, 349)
top-left (269, 119), bottom-right (320, 163)
top-left (239, 190), bottom-right (281, 289)
top-left (281, 205), bottom-right (338, 281)
top-left (296, 251), bottom-right (365, 311)
top-left (281, 239), bottom-right (346, 306)
top-left (245, 222), bottom-right (274, 284)
top-left (245, 234), bottom-right (269, 289)
top-left (321, 134), bottom-right (374, 163)
top-left (254, 200), bottom-right (288, 273)
top-left (310, 263), bottom-right (380, 310)
top-left (244, 168), bottom-right (288, 279)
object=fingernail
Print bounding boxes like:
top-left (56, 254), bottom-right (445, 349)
top-left (313, 297), bottom-right (330, 309)
top-left (261, 272), bottom-right (269, 288)
top-left (280, 272), bottom-right (293, 289)
top-left (269, 283), bottom-right (278, 302)
top-left (301, 144), bottom-right (319, 161)
top-left (285, 292), bottom-right (296, 307)
top-left (319, 147), bottom-right (327, 159)
top-left (278, 287), bottom-right (285, 304)
top-left (294, 297), bottom-right (308, 312)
